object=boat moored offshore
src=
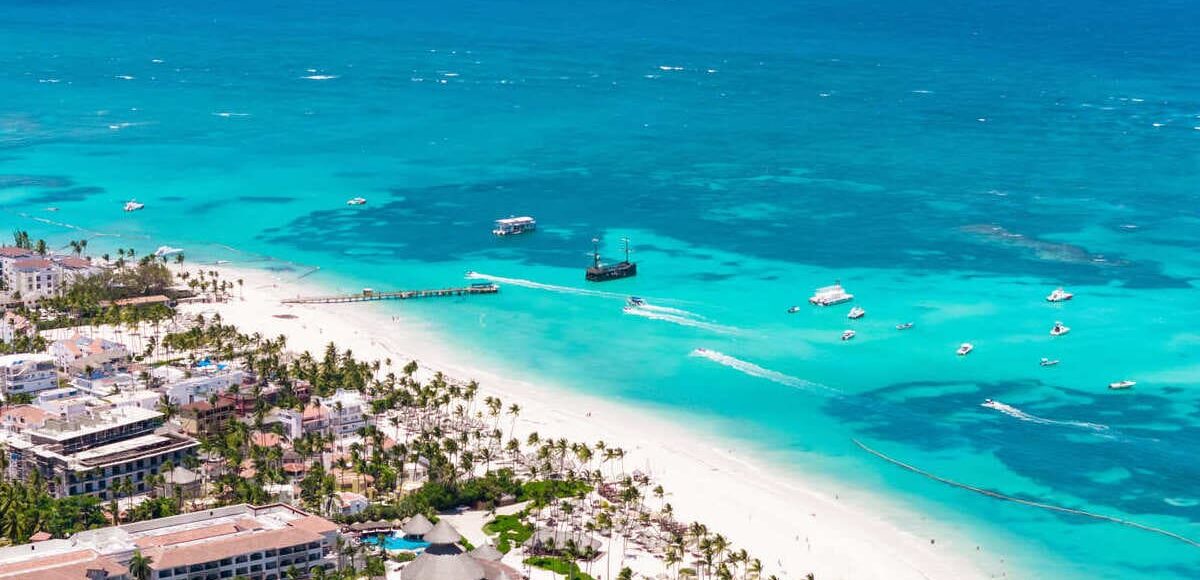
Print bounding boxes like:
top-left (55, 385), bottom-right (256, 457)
top-left (847, 306), bottom-right (865, 319)
top-left (123, 199), bottom-right (144, 212)
top-left (809, 282), bottom-right (854, 306)
top-left (585, 237), bottom-right (637, 282)
top-left (841, 330), bottom-right (856, 341)
top-left (1108, 380), bottom-right (1136, 390)
top-left (1046, 287), bottom-right (1074, 302)
top-left (957, 343), bottom-right (974, 356)
top-left (896, 322), bottom-right (914, 330)
top-left (493, 216), bottom-right (536, 236)
top-left (346, 197), bottom-right (367, 206)
top-left (1040, 358), bottom-right (1060, 367)
top-left (1050, 321), bottom-right (1070, 336)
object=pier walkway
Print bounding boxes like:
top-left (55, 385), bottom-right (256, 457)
top-left (281, 283), bottom-right (498, 304)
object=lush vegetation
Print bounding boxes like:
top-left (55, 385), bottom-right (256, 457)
top-left (0, 475), bottom-right (108, 544)
top-left (521, 479), bottom-right (592, 506)
top-left (525, 556), bottom-right (596, 580)
top-left (483, 514), bottom-right (533, 553)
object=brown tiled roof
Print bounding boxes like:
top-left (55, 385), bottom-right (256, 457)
top-left (55, 256), bottom-right (92, 269)
top-left (288, 515), bottom-right (339, 535)
top-left (0, 549), bottom-right (126, 579)
top-left (12, 258), bottom-right (52, 270)
top-left (135, 523), bottom-right (240, 549)
top-left (1, 405), bottom-right (48, 425)
top-left (0, 247), bottom-right (31, 258)
top-left (145, 526), bottom-right (323, 570)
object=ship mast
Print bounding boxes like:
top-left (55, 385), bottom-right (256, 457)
top-left (622, 237), bottom-right (631, 264)
top-left (592, 238), bottom-right (602, 268)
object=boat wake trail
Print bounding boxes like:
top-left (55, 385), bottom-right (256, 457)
top-left (981, 400), bottom-right (1109, 432)
top-left (625, 308), bottom-right (742, 335)
top-left (465, 272), bottom-right (629, 299)
top-left (690, 349), bottom-right (835, 394)
top-left (639, 303), bottom-right (701, 318)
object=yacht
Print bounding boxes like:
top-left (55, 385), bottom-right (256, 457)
top-left (1040, 358), bottom-right (1060, 367)
top-left (896, 322), bottom-right (914, 330)
top-left (492, 216), bottom-right (536, 236)
top-left (787, 305), bottom-right (801, 314)
top-left (1046, 287), bottom-right (1073, 302)
top-left (627, 296), bottom-right (646, 308)
top-left (1108, 380), bottom-right (1136, 390)
top-left (957, 343), bottom-right (974, 356)
top-left (123, 199), bottom-right (144, 212)
top-left (847, 306), bottom-right (866, 319)
top-left (1049, 321), bottom-right (1070, 336)
top-left (346, 197), bottom-right (367, 206)
top-left (841, 330), bottom-right (856, 341)
top-left (808, 282), bottom-right (854, 306)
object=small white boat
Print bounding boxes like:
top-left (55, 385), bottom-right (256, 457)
top-left (45, 207), bottom-right (59, 212)
top-left (896, 322), bottom-right (914, 330)
top-left (123, 199), bottom-right (144, 212)
top-left (1040, 358), bottom-right (1060, 367)
top-left (957, 343), bottom-right (974, 356)
top-left (1046, 287), bottom-right (1073, 302)
top-left (1108, 380), bottom-right (1136, 390)
top-left (627, 296), bottom-right (646, 307)
top-left (809, 282), bottom-right (854, 306)
top-left (1049, 321), bottom-right (1071, 336)
top-left (346, 197), bottom-right (367, 206)
top-left (841, 330), bottom-right (856, 341)
top-left (847, 306), bottom-right (866, 319)
top-left (787, 305), bottom-right (801, 314)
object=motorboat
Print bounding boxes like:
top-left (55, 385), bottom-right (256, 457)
top-left (123, 199), bottom-right (144, 212)
top-left (787, 305), bottom-right (801, 314)
top-left (492, 216), bottom-right (536, 236)
top-left (1049, 321), bottom-right (1070, 336)
top-left (45, 207), bottom-right (59, 212)
top-left (1108, 380), bottom-right (1136, 390)
top-left (957, 343), bottom-right (974, 356)
top-left (627, 296), bottom-right (646, 308)
top-left (896, 322), bottom-right (914, 330)
top-left (1046, 287), bottom-right (1073, 302)
top-left (841, 330), bottom-right (856, 341)
top-left (1040, 358), bottom-right (1060, 367)
top-left (809, 282), bottom-right (854, 306)
top-left (847, 306), bottom-right (866, 319)
top-left (346, 197), bottom-right (367, 206)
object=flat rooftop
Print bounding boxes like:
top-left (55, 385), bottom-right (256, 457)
top-left (30, 406), bottom-right (162, 442)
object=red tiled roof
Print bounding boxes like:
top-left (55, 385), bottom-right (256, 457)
top-left (145, 526), bottom-right (323, 570)
top-left (55, 256), bottom-right (92, 269)
top-left (12, 258), bottom-right (52, 270)
top-left (135, 523), bottom-right (240, 549)
top-left (0, 247), bottom-right (31, 258)
top-left (251, 432), bottom-right (283, 448)
top-left (0, 549), bottom-right (126, 580)
top-left (1, 405), bottom-right (48, 426)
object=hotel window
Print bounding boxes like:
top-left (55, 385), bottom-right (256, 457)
top-left (220, 558), bottom-right (232, 566)
top-left (250, 553), bottom-right (262, 561)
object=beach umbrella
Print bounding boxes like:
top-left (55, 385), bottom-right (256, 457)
top-left (423, 520), bottom-right (462, 545)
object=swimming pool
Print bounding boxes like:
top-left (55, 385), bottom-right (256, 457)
top-left (361, 534), bottom-right (430, 551)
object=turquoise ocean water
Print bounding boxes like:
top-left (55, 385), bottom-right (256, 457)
top-left (3, 0), bottom-right (1200, 576)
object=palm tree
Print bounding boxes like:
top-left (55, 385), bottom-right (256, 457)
top-left (128, 549), bottom-right (153, 580)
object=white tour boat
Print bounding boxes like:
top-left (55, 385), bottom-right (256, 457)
top-left (492, 216), bottom-right (536, 236)
top-left (123, 199), bottom-right (144, 212)
top-left (1046, 287), bottom-right (1074, 302)
top-left (346, 197), bottom-right (367, 206)
top-left (841, 330), bottom-right (856, 341)
top-left (1108, 380), bottom-right (1136, 390)
top-left (1049, 321), bottom-right (1071, 336)
top-left (847, 306), bottom-right (866, 319)
top-left (957, 342), bottom-right (974, 356)
top-left (809, 282), bottom-right (854, 306)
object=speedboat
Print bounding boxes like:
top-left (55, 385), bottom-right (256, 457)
top-left (1040, 358), bottom-right (1060, 367)
top-left (787, 305), bottom-right (801, 314)
top-left (847, 307), bottom-right (866, 319)
top-left (1049, 321), bottom-right (1070, 336)
top-left (627, 296), bottom-right (646, 307)
top-left (841, 330), bottom-right (856, 341)
top-left (896, 322), bottom-right (914, 330)
top-left (1108, 380), bottom-right (1136, 390)
top-left (346, 197), bottom-right (367, 206)
top-left (957, 343), bottom-right (974, 356)
top-left (123, 199), bottom-right (144, 212)
top-left (45, 207), bottom-right (59, 212)
top-left (1046, 287), bottom-right (1073, 302)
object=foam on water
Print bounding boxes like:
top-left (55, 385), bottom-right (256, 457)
top-left (623, 307), bottom-right (742, 335)
top-left (465, 271), bottom-right (629, 299)
top-left (981, 400), bottom-right (1110, 432)
top-left (690, 348), bottom-right (834, 395)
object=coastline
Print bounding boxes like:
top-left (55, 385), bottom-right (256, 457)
top-left (183, 261), bottom-right (1021, 579)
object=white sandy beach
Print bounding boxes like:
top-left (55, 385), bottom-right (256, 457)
top-left (185, 263), bottom-right (1017, 580)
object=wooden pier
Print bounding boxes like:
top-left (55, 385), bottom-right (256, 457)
top-left (281, 283), bottom-right (499, 304)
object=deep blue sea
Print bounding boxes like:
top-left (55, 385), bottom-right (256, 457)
top-left (3, 0), bottom-right (1200, 577)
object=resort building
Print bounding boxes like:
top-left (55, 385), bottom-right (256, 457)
top-left (0, 503), bottom-right (339, 580)
top-left (0, 311), bottom-right (33, 342)
top-left (50, 332), bottom-right (129, 368)
top-left (0, 246), bottom-right (33, 280)
top-left (4, 258), bottom-right (62, 301)
top-left (161, 367), bottom-right (245, 406)
top-left (178, 399), bottom-right (235, 437)
top-left (316, 389), bottom-right (367, 436)
top-left (13, 405), bottom-right (198, 499)
top-left (0, 404), bottom-right (48, 433)
top-left (335, 491), bottom-right (369, 516)
top-left (0, 353), bottom-right (59, 399)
